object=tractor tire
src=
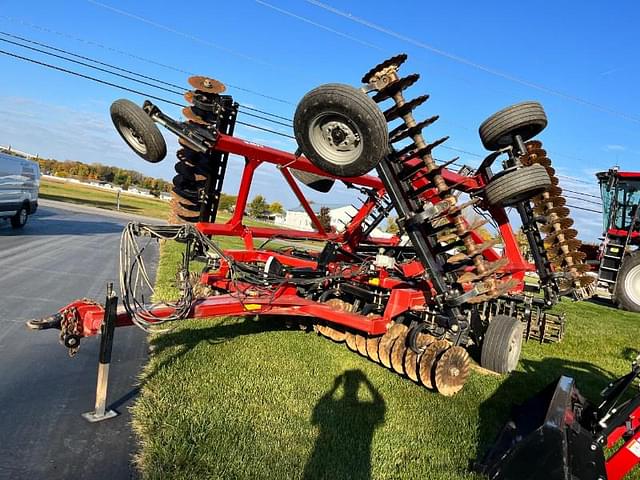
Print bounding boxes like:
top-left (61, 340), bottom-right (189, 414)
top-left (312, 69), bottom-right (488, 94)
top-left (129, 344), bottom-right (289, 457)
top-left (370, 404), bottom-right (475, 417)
top-left (479, 101), bottom-right (547, 151)
top-left (110, 99), bottom-right (167, 163)
top-left (480, 314), bottom-right (524, 374)
top-left (291, 169), bottom-right (335, 193)
top-left (613, 252), bottom-right (640, 313)
top-left (294, 83), bottom-right (388, 177)
top-left (484, 164), bottom-right (551, 207)
top-left (10, 205), bottom-right (28, 229)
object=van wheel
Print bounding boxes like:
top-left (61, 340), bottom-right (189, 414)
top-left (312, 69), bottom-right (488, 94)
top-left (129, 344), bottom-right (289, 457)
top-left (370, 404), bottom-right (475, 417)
top-left (11, 206), bottom-right (28, 229)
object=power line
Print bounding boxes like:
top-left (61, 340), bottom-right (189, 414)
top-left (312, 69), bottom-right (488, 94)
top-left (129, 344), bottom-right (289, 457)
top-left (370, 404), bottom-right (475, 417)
top-left (0, 32), bottom-right (294, 128)
top-left (0, 48), bottom-right (184, 107)
top-left (303, 0), bottom-right (640, 125)
top-left (562, 188), bottom-right (601, 199)
top-left (566, 204), bottom-right (602, 214)
top-left (236, 121), bottom-right (294, 139)
top-left (0, 48), bottom-right (296, 140)
top-left (563, 194), bottom-right (602, 206)
top-left (0, 15), bottom-right (294, 105)
top-left (557, 173), bottom-right (601, 186)
top-left (0, 48), bottom-right (612, 209)
top-left (4, 15), bottom-right (601, 171)
top-left (256, 0), bottom-right (385, 52)
top-left (0, 35), bottom-right (185, 96)
top-left (239, 105), bottom-right (292, 122)
top-left (0, 30), bottom-right (186, 92)
top-left (237, 110), bottom-right (292, 128)
top-left (86, 0), bottom-right (280, 69)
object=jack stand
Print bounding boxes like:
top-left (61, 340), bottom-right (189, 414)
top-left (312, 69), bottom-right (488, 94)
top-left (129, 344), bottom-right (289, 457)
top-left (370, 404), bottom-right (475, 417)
top-left (82, 283), bottom-right (119, 423)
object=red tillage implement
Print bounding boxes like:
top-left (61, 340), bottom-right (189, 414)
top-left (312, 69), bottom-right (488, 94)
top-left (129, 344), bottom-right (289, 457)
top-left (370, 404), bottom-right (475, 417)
top-left (30, 55), bottom-right (595, 397)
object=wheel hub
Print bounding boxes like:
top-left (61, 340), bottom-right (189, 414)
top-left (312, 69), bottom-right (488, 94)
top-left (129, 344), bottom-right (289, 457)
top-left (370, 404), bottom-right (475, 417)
top-left (122, 124), bottom-right (147, 154)
top-left (308, 112), bottom-right (364, 166)
top-left (323, 121), bottom-right (359, 151)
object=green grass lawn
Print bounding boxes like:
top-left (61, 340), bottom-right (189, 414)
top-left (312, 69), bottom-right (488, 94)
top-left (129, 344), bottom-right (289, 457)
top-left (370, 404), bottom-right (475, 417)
top-left (132, 241), bottom-right (640, 480)
top-left (40, 178), bottom-right (171, 218)
top-left (39, 178), bottom-right (280, 228)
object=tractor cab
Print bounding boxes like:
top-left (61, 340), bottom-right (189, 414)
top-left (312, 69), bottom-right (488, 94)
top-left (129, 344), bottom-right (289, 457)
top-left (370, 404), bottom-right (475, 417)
top-left (597, 168), bottom-right (640, 241)
top-left (595, 168), bottom-right (640, 311)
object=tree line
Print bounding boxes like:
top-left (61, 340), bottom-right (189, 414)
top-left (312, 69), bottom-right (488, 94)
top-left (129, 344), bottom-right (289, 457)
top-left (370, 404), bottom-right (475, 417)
top-left (35, 157), bottom-right (172, 196)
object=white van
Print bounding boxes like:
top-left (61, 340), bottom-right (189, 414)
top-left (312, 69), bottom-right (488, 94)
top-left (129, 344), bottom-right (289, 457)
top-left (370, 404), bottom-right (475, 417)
top-left (0, 152), bottom-right (40, 228)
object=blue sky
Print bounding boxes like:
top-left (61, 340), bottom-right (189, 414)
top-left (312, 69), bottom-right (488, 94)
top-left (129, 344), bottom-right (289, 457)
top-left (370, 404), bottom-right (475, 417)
top-left (1, 0), bottom-right (638, 240)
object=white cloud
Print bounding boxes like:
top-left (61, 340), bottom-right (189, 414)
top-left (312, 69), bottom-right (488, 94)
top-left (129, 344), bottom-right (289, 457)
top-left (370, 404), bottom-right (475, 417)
top-left (605, 144), bottom-right (626, 151)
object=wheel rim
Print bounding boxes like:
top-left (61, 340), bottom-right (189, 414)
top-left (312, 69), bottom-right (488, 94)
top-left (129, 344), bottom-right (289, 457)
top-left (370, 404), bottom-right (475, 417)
top-left (623, 264), bottom-right (640, 307)
top-left (506, 330), bottom-right (522, 371)
top-left (308, 112), bottom-right (363, 166)
top-left (19, 209), bottom-right (27, 224)
top-left (120, 123), bottom-right (148, 155)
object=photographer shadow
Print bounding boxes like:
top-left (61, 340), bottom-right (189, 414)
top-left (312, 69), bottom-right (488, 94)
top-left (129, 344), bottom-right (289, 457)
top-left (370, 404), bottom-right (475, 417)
top-left (303, 369), bottom-right (386, 480)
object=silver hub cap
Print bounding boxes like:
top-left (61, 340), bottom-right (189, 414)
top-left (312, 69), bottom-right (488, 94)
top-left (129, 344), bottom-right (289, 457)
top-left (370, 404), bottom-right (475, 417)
top-left (624, 264), bottom-right (640, 307)
top-left (19, 209), bottom-right (27, 224)
top-left (121, 124), bottom-right (147, 155)
top-left (309, 113), bottom-right (362, 166)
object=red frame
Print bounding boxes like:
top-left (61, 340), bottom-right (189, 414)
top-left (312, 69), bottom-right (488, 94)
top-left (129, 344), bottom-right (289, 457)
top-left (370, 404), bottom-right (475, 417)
top-left (606, 404), bottom-right (640, 480)
top-left (63, 129), bottom-right (536, 339)
top-left (196, 133), bottom-right (531, 277)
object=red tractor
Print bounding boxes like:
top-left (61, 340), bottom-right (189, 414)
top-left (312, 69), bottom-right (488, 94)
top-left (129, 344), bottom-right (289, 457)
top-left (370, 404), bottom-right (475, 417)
top-left (594, 168), bottom-right (640, 312)
top-left (29, 54), bottom-right (594, 396)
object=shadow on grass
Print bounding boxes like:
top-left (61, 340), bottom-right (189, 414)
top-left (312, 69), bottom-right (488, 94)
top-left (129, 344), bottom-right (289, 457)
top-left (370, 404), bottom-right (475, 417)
top-left (144, 315), bottom-right (290, 382)
top-left (475, 356), bottom-right (616, 465)
top-left (303, 370), bottom-right (385, 480)
top-left (587, 295), bottom-right (616, 309)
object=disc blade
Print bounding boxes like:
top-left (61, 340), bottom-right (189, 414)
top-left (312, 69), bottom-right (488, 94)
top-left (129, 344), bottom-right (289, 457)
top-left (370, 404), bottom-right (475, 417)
top-left (345, 332), bottom-right (358, 351)
top-left (356, 335), bottom-right (368, 356)
top-left (418, 339), bottom-right (450, 389)
top-left (366, 336), bottom-right (382, 363)
top-left (183, 107), bottom-right (208, 125)
top-left (188, 75), bottom-right (226, 94)
top-left (361, 53), bottom-right (408, 84)
top-left (404, 333), bottom-right (434, 382)
top-left (390, 329), bottom-right (410, 375)
top-left (378, 323), bottom-right (406, 368)
top-left (372, 73), bottom-right (420, 103)
top-left (325, 326), bottom-right (347, 343)
top-left (434, 346), bottom-right (470, 396)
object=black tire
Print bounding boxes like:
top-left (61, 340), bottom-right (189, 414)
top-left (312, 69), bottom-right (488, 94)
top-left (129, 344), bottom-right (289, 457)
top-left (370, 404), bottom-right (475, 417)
top-left (484, 164), bottom-right (551, 207)
top-left (110, 99), bottom-right (167, 163)
top-left (10, 205), bottom-right (28, 229)
top-left (481, 315), bottom-right (524, 374)
top-left (479, 101), bottom-right (547, 151)
top-left (294, 83), bottom-right (388, 177)
top-left (291, 169), bottom-right (335, 193)
top-left (613, 252), bottom-right (640, 313)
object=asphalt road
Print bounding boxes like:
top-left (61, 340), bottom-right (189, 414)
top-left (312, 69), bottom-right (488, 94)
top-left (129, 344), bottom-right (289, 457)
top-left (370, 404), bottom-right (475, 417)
top-left (0, 202), bottom-right (158, 479)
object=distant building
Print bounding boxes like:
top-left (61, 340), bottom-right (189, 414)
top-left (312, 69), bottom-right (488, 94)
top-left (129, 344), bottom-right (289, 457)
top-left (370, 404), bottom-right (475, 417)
top-left (278, 205), bottom-right (393, 238)
top-left (278, 208), bottom-right (317, 231)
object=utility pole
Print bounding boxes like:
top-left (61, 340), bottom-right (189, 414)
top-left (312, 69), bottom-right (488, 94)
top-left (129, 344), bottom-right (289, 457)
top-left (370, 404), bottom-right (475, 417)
top-left (116, 190), bottom-right (121, 211)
